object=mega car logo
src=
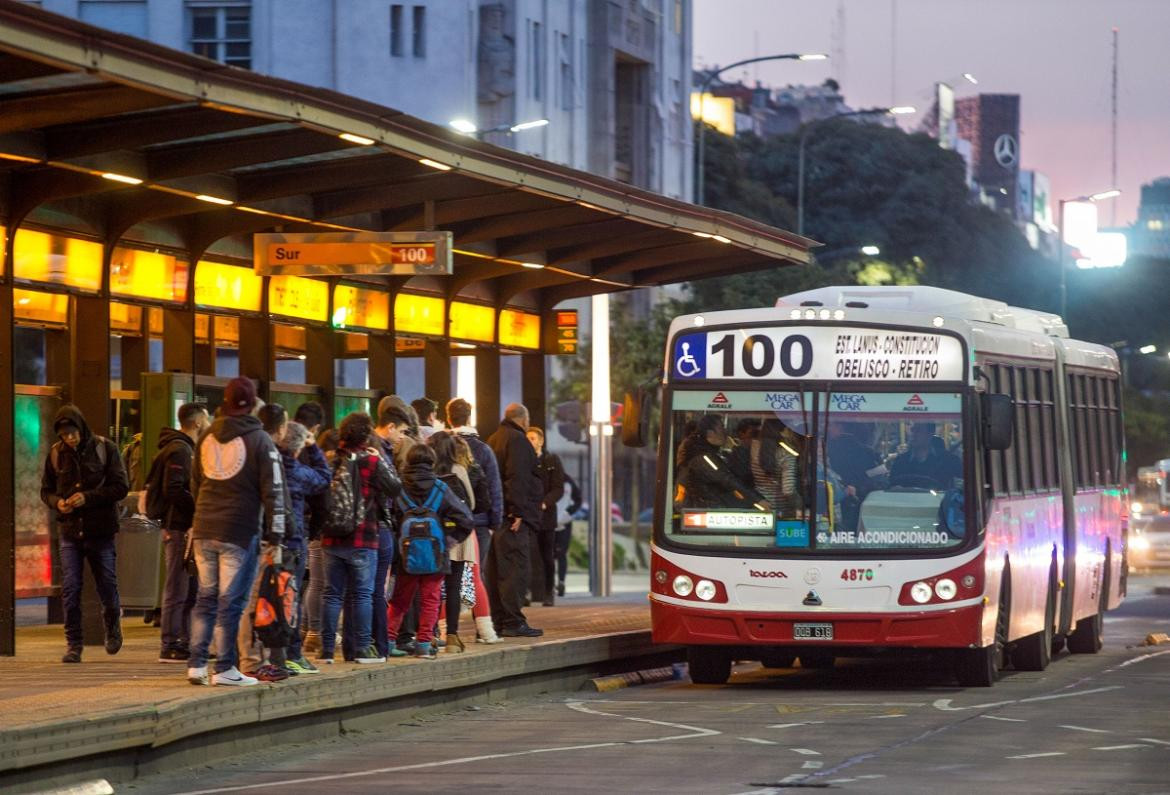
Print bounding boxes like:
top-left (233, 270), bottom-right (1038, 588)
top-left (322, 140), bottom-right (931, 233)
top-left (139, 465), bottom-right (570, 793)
top-left (749, 570), bottom-right (788, 579)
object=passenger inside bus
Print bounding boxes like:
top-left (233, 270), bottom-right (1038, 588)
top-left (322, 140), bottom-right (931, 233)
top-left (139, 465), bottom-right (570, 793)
top-left (889, 422), bottom-right (962, 489)
top-left (674, 414), bottom-right (769, 511)
top-left (729, 418), bottom-right (801, 517)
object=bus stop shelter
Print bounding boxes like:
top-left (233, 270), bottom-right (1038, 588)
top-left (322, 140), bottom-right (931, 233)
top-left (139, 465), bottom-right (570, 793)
top-left (0, 0), bottom-right (814, 652)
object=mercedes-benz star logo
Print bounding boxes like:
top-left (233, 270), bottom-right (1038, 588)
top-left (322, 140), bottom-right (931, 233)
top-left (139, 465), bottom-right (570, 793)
top-left (994, 133), bottom-right (1018, 168)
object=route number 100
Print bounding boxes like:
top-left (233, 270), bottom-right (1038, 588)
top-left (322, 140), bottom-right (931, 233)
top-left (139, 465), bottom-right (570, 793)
top-left (709, 332), bottom-right (813, 378)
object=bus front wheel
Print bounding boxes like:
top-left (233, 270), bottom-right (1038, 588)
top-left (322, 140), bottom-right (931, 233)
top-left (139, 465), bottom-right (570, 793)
top-left (687, 646), bottom-right (731, 685)
top-left (955, 576), bottom-right (1009, 687)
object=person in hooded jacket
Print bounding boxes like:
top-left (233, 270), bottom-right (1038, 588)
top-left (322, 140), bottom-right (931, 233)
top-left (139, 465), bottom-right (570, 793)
top-left (156, 403), bottom-right (211, 663)
top-left (386, 443), bottom-right (474, 659)
top-left (186, 377), bottom-right (287, 688)
top-left (41, 404), bottom-right (130, 663)
top-left (675, 414), bottom-right (768, 511)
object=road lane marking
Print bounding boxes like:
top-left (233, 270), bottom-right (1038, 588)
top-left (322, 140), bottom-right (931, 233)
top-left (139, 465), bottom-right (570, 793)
top-left (866, 714), bottom-right (907, 719)
top-left (801, 761), bottom-right (824, 769)
top-left (856, 775), bottom-right (886, 780)
top-left (825, 701), bottom-right (926, 707)
top-left (1092, 744), bottom-right (1150, 751)
top-left (166, 703), bottom-right (721, 795)
top-left (739, 737), bottom-right (778, 745)
top-left (766, 721), bottom-right (824, 729)
top-left (780, 774), bottom-right (808, 784)
top-left (1007, 752), bottom-right (1066, 759)
top-left (827, 779), bottom-right (857, 784)
top-left (1106, 649), bottom-right (1170, 671)
top-left (1018, 686), bottom-right (1123, 704)
top-left (934, 685), bottom-right (1123, 712)
top-left (1059, 725), bottom-right (1110, 733)
top-left (981, 715), bottom-right (1026, 722)
top-left (1138, 738), bottom-right (1170, 746)
top-left (790, 748), bottom-right (821, 756)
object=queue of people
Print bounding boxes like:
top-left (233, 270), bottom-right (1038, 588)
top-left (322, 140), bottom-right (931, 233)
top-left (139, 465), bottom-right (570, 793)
top-left (41, 376), bottom-right (575, 684)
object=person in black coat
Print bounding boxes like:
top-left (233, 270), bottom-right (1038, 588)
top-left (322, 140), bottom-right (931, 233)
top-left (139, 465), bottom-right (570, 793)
top-left (485, 403), bottom-right (543, 637)
top-left (526, 427), bottom-right (565, 606)
top-left (40, 404), bottom-right (130, 663)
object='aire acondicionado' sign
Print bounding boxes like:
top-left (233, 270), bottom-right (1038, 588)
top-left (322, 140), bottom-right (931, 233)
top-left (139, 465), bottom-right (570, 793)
top-left (253, 231), bottom-right (453, 277)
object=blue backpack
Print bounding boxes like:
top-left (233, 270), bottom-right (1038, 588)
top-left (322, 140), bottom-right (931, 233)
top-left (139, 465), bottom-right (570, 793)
top-left (397, 481), bottom-right (447, 575)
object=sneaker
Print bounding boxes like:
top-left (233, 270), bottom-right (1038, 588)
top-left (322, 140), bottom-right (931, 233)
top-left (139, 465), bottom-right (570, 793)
top-left (413, 642), bottom-right (436, 660)
top-left (285, 657), bottom-right (320, 675)
top-left (104, 616), bottom-right (123, 655)
top-left (251, 663), bottom-right (289, 682)
top-left (62, 647), bottom-right (82, 664)
top-left (542, 598), bottom-right (555, 607)
top-left (396, 639), bottom-right (417, 654)
top-left (556, 581), bottom-right (566, 597)
top-left (159, 648), bottom-right (187, 664)
top-left (387, 646), bottom-right (409, 658)
top-left (213, 666), bottom-right (259, 686)
top-left (187, 666), bottom-right (209, 686)
top-left (501, 623), bottom-right (544, 638)
top-left (355, 645), bottom-right (386, 664)
top-left (316, 654), bottom-right (334, 665)
top-left (302, 631), bottom-right (322, 656)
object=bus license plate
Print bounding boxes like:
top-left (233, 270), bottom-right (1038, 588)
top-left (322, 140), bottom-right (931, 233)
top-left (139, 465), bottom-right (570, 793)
top-left (793, 623), bottom-right (833, 640)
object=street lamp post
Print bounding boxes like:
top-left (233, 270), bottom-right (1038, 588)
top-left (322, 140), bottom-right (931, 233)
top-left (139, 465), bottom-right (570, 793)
top-left (1057, 189), bottom-right (1121, 320)
top-left (797, 105), bottom-right (915, 236)
top-left (449, 118), bottom-right (549, 139)
top-left (694, 53), bottom-right (826, 205)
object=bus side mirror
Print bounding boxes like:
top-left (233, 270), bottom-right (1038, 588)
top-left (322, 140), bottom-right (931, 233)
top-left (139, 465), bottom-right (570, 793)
top-left (621, 387), bottom-right (652, 448)
top-left (981, 393), bottom-right (1013, 450)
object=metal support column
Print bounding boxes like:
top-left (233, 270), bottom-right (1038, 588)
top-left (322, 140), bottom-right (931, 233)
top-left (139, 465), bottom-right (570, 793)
top-left (70, 295), bottom-right (112, 646)
top-left (423, 339), bottom-right (451, 408)
top-left (119, 327), bottom-right (147, 391)
top-left (520, 353), bottom-right (547, 430)
top-left (474, 347), bottom-right (501, 438)
top-left (0, 270), bottom-right (14, 654)
top-left (588, 294), bottom-right (612, 597)
top-left (162, 307), bottom-right (196, 375)
top-left (237, 316), bottom-right (273, 401)
top-left (368, 333), bottom-right (396, 404)
top-left (304, 326), bottom-right (335, 425)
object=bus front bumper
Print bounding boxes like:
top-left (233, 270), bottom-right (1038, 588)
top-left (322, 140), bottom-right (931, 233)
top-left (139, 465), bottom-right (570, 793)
top-left (650, 596), bottom-right (983, 649)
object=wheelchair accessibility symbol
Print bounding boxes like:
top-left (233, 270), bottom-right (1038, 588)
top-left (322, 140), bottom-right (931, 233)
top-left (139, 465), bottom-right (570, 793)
top-left (673, 333), bottom-right (706, 379)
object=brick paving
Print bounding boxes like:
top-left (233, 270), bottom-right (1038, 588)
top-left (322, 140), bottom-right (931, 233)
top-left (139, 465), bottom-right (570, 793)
top-left (0, 594), bottom-right (649, 732)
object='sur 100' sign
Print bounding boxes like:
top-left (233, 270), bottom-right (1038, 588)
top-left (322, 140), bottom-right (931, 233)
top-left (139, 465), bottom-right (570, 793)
top-left (253, 231), bottom-right (452, 277)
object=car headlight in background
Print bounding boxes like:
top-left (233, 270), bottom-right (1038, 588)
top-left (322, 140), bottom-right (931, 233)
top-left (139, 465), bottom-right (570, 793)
top-left (1131, 501), bottom-right (1143, 515)
top-left (1131, 535), bottom-right (1150, 552)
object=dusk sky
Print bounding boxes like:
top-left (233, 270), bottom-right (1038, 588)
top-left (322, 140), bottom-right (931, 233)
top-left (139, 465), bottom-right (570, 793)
top-left (694, 0), bottom-right (1170, 225)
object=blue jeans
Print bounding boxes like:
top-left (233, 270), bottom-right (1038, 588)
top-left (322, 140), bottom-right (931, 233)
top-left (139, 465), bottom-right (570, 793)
top-left (343, 529), bottom-right (393, 659)
top-left (60, 535), bottom-right (120, 648)
top-left (285, 538), bottom-right (307, 660)
top-left (322, 546), bottom-right (376, 655)
top-left (188, 537), bottom-right (260, 673)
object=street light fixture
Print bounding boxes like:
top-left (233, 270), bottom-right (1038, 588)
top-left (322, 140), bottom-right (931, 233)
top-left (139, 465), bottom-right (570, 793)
top-left (797, 105), bottom-right (916, 236)
top-left (1058, 188), bottom-right (1121, 319)
top-left (1139, 344), bottom-right (1157, 355)
top-left (860, 245), bottom-right (881, 256)
top-left (694, 53), bottom-right (828, 205)
top-left (449, 118), bottom-right (549, 138)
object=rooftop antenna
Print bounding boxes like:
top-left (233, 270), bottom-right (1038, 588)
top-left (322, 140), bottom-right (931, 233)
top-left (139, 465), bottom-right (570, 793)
top-left (1111, 26), bottom-right (1119, 226)
top-left (831, 0), bottom-right (846, 89)
top-left (890, 0), bottom-right (898, 107)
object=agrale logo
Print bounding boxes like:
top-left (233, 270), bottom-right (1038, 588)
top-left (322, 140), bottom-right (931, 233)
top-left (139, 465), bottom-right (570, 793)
top-left (749, 570), bottom-right (788, 579)
top-left (903, 393), bottom-right (928, 412)
top-left (708, 392), bottom-right (732, 409)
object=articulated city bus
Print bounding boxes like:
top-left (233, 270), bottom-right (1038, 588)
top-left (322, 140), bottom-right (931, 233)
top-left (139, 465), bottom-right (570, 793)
top-left (649, 286), bottom-right (1126, 686)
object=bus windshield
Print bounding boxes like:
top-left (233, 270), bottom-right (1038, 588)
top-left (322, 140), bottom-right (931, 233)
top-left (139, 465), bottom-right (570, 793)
top-left (663, 389), bottom-right (968, 554)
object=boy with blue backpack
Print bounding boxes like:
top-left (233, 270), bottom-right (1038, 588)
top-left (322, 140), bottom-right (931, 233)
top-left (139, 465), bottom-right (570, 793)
top-left (387, 443), bottom-right (475, 659)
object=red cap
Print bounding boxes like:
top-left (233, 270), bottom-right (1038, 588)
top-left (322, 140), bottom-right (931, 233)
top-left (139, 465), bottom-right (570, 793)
top-left (222, 377), bottom-right (257, 416)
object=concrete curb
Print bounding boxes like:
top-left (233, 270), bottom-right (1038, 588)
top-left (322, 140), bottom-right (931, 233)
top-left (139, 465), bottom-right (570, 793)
top-left (585, 663), bottom-right (685, 692)
top-left (0, 630), bottom-right (679, 788)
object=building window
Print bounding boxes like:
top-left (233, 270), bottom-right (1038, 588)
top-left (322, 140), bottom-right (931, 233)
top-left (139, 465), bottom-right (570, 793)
top-left (390, 4), bottom-right (403, 57)
top-left (530, 20), bottom-right (543, 101)
top-left (673, 0), bottom-right (683, 34)
top-left (558, 33), bottom-right (572, 111)
top-left (412, 5), bottom-right (426, 57)
top-left (188, 4), bottom-right (251, 69)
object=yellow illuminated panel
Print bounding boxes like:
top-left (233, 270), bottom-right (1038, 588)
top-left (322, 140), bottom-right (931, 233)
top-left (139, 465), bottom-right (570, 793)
top-left (194, 260), bottom-right (263, 312)
top-left (13, 229), bottom-right (103, 293)
top-left (109, 247), bottom-right (189, 304)
top-left (273, 323), bottom-right (306, 353)
top-left (498, 309), bottom-right (541, 350)
top-left (395, 293), bottom-right (445, 336)
top-left (269, 275), bottom-right (328, 323)
top-left (109, 302), bottom-right (144, 334)
top-left (196, 313), bottom-right (210, 343)
top-left (333, 284), bottom-right (389, 331)
top-left (215, 315), bottom-right (240, 347)
top-left (13, 288), bottom-right (68, 325)
top-left (449, 301), bottom-right (495, 343)
top-left (690, 93), bottom-right (736, 136)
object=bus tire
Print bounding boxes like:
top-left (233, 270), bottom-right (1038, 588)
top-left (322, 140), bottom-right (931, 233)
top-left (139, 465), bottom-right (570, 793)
top-left (759, 652), bottom-right (797, 669)
top-left (687, 646), bottom-right (731, 684)
top-left (955, 574), bottom-right (1009, 687)
top-left (1068, 556), bottom-right (1108, 654)
top-left (1011, 573), bottom-right (1056, 671)
top-left (798, 652), bottom-right (835, 670)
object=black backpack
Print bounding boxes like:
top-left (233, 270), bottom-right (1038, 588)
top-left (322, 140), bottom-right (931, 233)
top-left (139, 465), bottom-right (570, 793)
top-left (140, 444), bottom-right (173, 523)
top-left (322, 453), bottom-right (366, 538)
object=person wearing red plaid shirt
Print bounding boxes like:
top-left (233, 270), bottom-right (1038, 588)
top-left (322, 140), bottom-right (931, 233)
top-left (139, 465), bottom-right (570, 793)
top-left (319, 412), bottom-right (400, 665)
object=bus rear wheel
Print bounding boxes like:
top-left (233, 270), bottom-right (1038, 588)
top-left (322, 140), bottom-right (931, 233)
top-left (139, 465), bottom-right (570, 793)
top-left (1068, 561), bottom-right (1108, 654)
top-left (1012, 573), bottom-right (1056, 671)
top-left (687, 646), bottom-right (731, 684)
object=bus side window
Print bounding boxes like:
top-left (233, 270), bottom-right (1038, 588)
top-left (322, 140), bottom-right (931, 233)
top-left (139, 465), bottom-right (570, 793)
top-left (1013, 367), bottom-right (1032, 493)
top-left (999, 365), bottom-right (1020, 495)
top-left (1040, 369), bottom-right (1057, 490)
top-left (1105, 377), bottom-right (1121, 486)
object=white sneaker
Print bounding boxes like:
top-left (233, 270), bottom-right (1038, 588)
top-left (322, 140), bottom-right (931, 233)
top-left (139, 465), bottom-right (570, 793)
top-left (213, 666), bottom-right (258, 686)
top-left (187, 666), bottom-right (209, 686)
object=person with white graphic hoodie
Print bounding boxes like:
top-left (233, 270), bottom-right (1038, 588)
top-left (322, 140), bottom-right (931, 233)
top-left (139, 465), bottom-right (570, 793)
top-left (186, 377), bottom-right (287, 687)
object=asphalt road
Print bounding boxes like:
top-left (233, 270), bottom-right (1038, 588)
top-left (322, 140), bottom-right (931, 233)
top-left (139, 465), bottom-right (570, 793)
top-left (127, 573), bottom-right (1170, 795)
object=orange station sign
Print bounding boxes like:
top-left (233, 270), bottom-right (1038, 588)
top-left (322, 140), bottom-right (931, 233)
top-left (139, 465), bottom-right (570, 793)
top-left (254, 231), bottom-right (452, 277)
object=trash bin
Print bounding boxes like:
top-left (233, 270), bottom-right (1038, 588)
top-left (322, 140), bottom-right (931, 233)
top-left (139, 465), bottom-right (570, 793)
top-left (116, 507), bottom-right (164, 611)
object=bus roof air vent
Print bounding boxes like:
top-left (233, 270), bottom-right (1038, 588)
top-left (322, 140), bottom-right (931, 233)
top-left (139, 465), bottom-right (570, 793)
top-left (845, 301), bottom-right (869, 308)
top-left (799, 300), bottom-right (823, 307)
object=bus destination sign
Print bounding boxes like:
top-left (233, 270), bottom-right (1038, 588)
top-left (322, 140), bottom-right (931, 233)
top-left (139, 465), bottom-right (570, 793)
top-left (254, 231), bottom-right (452, 277)
top-left (670, 326), bottom-right (964, 382)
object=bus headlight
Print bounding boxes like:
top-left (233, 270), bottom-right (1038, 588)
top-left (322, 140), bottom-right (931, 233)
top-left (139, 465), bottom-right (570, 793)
top-left (694, 579), bottom-right (717, 601)
top-left (672, 575), bottom-right (694, 597)
top-left (910, 581), bottom-right (933, 604)
top-left (934, 578), bottom-right (958, 600)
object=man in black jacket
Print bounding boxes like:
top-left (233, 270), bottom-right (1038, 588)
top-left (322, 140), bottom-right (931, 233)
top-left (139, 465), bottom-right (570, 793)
top-left (40, 404), bottom-right (130, 663)
top-left (186, 377), bottom-right (287, 687)
top-left (485, 403), bottom-right (543, 637)
top-left (156, 403), bottom-right (210, 663)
